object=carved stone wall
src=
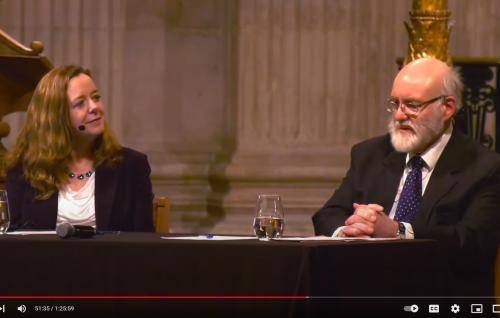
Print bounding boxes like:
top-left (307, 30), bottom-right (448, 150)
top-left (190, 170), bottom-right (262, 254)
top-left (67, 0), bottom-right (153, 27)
top-left (0, 0), bottom-right (499, 236)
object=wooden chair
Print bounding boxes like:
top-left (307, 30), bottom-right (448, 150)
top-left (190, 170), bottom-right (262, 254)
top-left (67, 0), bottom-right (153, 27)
top-left (153, 196), bottom-right (170, 233)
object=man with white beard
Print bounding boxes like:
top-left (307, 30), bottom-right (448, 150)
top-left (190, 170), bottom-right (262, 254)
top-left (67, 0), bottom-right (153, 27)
top-left (312, 57), bottom-right (500, 297)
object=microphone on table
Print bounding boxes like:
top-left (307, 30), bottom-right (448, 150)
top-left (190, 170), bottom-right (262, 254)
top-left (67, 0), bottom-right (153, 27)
top-left (78, 124), bottom-right (86, 131)
top-left (56, 223), bottom-right (95, 239)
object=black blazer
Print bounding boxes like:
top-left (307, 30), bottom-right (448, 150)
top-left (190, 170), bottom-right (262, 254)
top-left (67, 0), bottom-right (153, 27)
top-left (313, 130), bottom-right (500, 296)
top-left (6, 147), bottom-right (154, 232)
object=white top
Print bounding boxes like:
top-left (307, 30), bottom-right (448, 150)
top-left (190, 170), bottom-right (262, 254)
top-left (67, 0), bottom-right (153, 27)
top-left (56, 172), bottom-right (96, 227)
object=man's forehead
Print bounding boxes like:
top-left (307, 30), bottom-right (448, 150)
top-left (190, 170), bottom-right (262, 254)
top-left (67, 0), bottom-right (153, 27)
top-left (392, 58), bottom-right (449, 96)
top-left (397, 58), bottom-right (449, 81)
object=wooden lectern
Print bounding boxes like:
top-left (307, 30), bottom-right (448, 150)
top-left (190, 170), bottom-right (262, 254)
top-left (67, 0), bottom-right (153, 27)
top-left (0, 28), bottom-right (53, 179)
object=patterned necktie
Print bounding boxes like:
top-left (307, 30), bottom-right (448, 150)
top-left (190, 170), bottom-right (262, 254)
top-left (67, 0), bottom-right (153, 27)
top-left (394, 156), bottom-right (425, 223)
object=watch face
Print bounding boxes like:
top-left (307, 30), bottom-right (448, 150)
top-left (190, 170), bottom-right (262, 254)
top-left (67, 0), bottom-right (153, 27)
top-left (398, 222), bottom-right (406, 239)
top-left (399, 222), bottom-right (406, 233)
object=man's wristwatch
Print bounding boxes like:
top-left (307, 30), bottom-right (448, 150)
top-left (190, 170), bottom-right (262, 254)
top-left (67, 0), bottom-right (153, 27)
top-left (396, 222), bottom-right (406, 239)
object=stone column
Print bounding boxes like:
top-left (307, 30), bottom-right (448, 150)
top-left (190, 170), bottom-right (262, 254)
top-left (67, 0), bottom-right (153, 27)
top-left (120, 0), bottom-right (235, 233)
top-left (213, 0), bottom-right (412, 235)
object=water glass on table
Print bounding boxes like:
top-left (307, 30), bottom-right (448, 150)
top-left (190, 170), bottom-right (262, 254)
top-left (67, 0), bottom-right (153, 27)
top-left (253, 194), bottom-right (284, 240)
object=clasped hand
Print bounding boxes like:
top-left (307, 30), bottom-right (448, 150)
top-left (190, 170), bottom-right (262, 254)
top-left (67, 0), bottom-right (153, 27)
top-left (341, 203), bottom-right (398, 238)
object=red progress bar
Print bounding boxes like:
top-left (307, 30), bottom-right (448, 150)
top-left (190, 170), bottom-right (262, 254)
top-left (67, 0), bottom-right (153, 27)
top-left (0, 296), bottom-right (308, 299)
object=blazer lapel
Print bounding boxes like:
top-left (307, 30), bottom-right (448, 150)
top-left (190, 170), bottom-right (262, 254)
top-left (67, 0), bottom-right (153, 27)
top-left (380, 150), bottom-right (406, 214)
top-left (417, 130), bottom-right (467, 224)
top-left (95, 165), bottom-right (118, 230)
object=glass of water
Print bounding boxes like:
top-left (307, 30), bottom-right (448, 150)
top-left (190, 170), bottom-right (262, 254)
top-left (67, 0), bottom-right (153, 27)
top-left (253, 194), bottom-right (284, 240)
top-left (0, 190), bottom-right (10, 234)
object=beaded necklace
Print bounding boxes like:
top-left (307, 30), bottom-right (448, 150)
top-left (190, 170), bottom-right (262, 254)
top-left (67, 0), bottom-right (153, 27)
top-left (68, 171), bottom-right (94, 180)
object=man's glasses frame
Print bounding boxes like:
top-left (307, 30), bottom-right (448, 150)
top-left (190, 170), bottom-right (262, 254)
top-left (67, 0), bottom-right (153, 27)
top-left (385, 95), bottom-right (446, 116)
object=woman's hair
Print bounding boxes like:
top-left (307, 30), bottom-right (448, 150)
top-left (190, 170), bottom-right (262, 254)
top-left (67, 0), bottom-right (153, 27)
top-left (4, 65), bottom-right (122, 200)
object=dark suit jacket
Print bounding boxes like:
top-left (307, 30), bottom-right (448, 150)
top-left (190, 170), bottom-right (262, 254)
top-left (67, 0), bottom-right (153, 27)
top-left (312, 130), bottom-right (500, 296)
top-left (6, 147), bottom-right (154, 232)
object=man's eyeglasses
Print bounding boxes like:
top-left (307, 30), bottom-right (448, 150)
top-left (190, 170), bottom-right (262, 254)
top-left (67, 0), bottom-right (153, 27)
top-left (385, 95), bottom-right (446, 116)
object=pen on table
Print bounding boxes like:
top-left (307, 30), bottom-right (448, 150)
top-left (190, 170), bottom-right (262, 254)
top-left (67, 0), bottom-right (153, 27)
top-left (96, 230), bottom-right (121, 235)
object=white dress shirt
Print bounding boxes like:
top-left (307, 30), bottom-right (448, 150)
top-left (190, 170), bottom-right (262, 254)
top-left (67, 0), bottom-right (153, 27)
top-left (388, 125), bottom-right (452, 238)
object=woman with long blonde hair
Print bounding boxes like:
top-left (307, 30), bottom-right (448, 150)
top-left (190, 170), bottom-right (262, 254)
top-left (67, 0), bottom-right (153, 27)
top-left (5, 65), bottom-right (154, 231)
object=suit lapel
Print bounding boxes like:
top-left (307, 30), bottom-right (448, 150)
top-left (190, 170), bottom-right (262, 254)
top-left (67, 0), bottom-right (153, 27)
top-left (380, 150), bottom-right (406, 214)
top-left (95, 164), bottom-right (118, 230)
top-left (418, 130), bottom-right (468, 224)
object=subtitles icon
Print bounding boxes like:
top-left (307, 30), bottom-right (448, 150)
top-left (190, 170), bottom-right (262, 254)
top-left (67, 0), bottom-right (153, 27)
top-left (17, 305), bottom-right (26, 313)
top-left (403, 304), bottom-right (419, 313)
top-left (428, 304), bottom-right (439, 313)
top-left (470, 304), bottom-right (482, 314)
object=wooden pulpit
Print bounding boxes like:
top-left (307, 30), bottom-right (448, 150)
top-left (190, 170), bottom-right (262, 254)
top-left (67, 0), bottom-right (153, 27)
top-left (0, 28), bottom-right (53, 169)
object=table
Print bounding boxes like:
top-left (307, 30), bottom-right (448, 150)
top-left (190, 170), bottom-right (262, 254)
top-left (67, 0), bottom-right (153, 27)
top-left (0, 233), bottom-right (450, 317)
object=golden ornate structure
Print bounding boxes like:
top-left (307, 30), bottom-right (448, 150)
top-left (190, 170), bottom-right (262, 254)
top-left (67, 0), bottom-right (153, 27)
top-left (404, 0), bottom-right (452, 64)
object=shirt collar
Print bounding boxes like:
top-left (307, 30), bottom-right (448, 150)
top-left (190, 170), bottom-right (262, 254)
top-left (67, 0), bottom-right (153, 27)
top-left (405, 124), bottom-right (453, 170)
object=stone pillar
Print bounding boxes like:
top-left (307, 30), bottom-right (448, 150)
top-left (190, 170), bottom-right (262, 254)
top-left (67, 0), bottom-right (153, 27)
top-left (120, 0), bottom-right (235, 233)
top-left (213, 0), bottom-right (412, 235)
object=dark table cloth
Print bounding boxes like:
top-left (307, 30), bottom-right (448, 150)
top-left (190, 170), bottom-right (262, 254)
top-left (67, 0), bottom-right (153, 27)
top-left (0, 233), bottom-right (450, 317)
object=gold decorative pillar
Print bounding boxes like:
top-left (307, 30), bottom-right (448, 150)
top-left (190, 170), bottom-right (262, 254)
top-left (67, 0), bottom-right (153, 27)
top-left (404, 0), bottom-right (452, 64)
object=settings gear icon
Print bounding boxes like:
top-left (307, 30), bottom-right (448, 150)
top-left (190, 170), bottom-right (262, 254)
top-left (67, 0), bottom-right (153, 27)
top-left (451, 304), bottom-right (460, 313)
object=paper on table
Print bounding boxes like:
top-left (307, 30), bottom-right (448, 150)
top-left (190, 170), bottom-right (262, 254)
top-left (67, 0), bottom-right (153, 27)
top-left (7, 231), bottom-right (57, 235)
top-left (272, 236), bottom-right (400, 242)
top-left (161, 235), bottom-right (257, 241)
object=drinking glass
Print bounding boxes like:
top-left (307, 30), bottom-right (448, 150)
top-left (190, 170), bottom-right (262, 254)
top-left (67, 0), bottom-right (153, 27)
top-left (0, 190), bottom-right (10, 234)
top-left (253, 194), bottom-right (284, 240)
